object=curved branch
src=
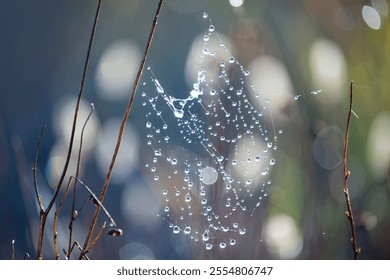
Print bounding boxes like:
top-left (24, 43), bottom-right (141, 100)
top-left (36, 0), bottom-right (102, 259)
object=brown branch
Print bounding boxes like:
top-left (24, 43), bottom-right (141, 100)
top-left (34, 126), bottom-right (46, 260)
top-left (75, 177), bottom-right (120, 228)
top-left (67, 103), bottom-right (95, 258)
top-left (79, 0), bottom-right (165, 259)
top-left (343, 81), bottom-right (361, 260)
top-left (53, 176), bottom-right (75, 260)
top-left (86, 222), bottom-right (107, 254)
top-left (67, 241), bottom-right (90, 260)
top-left (33, 126), bottom-right (46, 213)
top-left (36, 0), bottom-right (102, 259)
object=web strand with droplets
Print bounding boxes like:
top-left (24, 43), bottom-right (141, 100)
top-left (140, 12), bottom-right (280, 250)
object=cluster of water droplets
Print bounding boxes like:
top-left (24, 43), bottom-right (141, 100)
top-left (140, 12), bottom-right (280, 250)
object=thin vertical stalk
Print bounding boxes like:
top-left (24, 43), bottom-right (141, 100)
top-left (343, 81), bottom-right (361, 260)
top-left (36, 0), bottom-right (102, 259)
top-left (80, 0), bottom-right (165, 259)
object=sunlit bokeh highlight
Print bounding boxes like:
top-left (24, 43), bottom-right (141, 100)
top-left (309, 38), bottom-right (347, 104)
top-left (95, 40), bottom-right (141, 101)
top-left (262, 214), bottom-right (303, 259)
top-left (362, 5), bottom-right (381, 30)
top-left (367, 112), bottom-right (390, 179)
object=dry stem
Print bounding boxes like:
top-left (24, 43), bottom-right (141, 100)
top-left (34, 0), bottom-right (102, 259)
top-left (343, 81), bottom-right (361, 260)
top-left (79, 0), bottom-right (165, 259)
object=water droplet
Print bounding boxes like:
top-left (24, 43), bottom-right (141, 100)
top-left (202, 230), bottom-right (210, 241)
top-left (146, 122), bottom-right (152, 128)
top-left (267, 142), bottom-right (273, 148)
top-left (184, 226), bottom-right (191, 234)
top-left (205, 243), bottom-right (213, 250)
top-left (239, 228), bottom-right (246, 235)
top-left (236, 89), bottom-right (242, 96)
top-left (311, 89), bottom-right (322, 95)
top-left (229, 56), bottom-right (235, 63)
top-left (219, 243), bottom-right (227, 249)
top-left (230, 239), bottom-right (236, 246)
top-left (107, 227), bottom-right (123, 237)
top-left (294, 95), bottom-right (301, 100)
top-left (154, 175), bottom-right (159, 181)
top-left (173, 226), bottom-right (180, 234)
top-left (174, 110), bottom-right (184, 118)
top-left (203, 35), bottom-right (209, 42)
top-left (203, 12), bottom-right (208, 19)
top-left (209, 24), bottom-right (215, 32)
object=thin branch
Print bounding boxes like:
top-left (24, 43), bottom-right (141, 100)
top-left (75, 177), bottom-right (120, 228)
top-left (34, 126), bottom-right (46, 260)
top-left (53, 176), bottom-right (75, 260)
top-left (45, 0), bottom-right (102, 216)
top-left (67, 103), bottom-right (95, 257)
top-left (80, 0), bottom-right (165, 259)
top-left (54, 175), bottom-right (119, 259)
top-left (36, 0), bottom-right (102, 259)
top-left (86, 222), bottom-right (107, 253)
top-left (33, 126), bottom-right (46, 212)
top-left (67, 241), bottom-right (90, 260)
top-left (343, 81), bottom-right (361, 260)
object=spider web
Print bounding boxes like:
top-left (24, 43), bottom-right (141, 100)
top-left (139, 13), bottom-right (280, 250)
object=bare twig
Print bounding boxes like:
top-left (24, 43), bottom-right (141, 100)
top-left (75, 177), bottom-right (120, 228)
top-left (33, 126), bottom-right (46, 213)
top-left (67, 103), bottom-right (95, 258)
top-left (35, 0), bottom-right (102, 259)
top-left (53, 176), bottom-right (75, 259)
top-left (34, 126), bottom-right (46, 260)
top-left (86, 222), bottom-right (107, 254)
top-left (67, 241), bottom-right (90, 260)
top-left (53, 176), bottom-right (120, 259)
top-left (80, 0), bottom-right (165, 259)
top-left (343, 81), bottom-right (361, 260)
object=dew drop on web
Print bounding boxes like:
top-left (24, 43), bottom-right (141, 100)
top-left (140, 12), bottom-right (280, 250)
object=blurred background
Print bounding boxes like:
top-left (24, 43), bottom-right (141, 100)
top-left (0, 0), bottom-right (389, 259)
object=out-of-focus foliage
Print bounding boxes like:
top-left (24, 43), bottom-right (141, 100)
top-left (0, 0), bottom-right (389, 259)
